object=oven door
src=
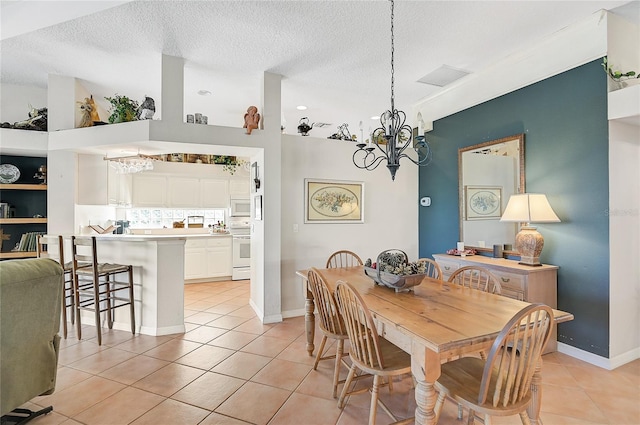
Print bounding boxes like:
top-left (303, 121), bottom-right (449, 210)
top-left (232, 236), bottom-right (251, 268)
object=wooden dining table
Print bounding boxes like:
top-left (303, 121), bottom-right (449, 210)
top-left (296, 266), bottom-right (574, 425)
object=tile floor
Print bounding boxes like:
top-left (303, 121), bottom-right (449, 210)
top-left (17, 280), bottom-right (640, 425)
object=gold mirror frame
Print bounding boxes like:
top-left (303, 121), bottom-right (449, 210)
top-left (458, 134), bottom-right (525, 255)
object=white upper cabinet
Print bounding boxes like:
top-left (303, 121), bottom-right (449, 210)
top-left (201, 179), bottom-right (229, 208)
top-left (77, 154), bottom-right (131, 206)
top-left (168, 177), bottom-right (200, 207)
top-left (132, 175), bottom-right (167, 207)
top-left (229, 178), bottom-right (250, 197)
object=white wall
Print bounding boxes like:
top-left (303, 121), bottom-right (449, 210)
top-left (608, 121), bottom-right (640, 364)
top-left (279, 134), bottom-right (419, 317)
top-left (0, 83), bottom-right (47, 123)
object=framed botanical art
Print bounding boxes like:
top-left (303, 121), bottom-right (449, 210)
top-left (465, 186), bottom-right (502, 220)
top-left (304, 179), bottom-right (364, 223)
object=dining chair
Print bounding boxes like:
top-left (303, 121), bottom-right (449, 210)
top-left (434, 303), bottom-right (554, 425)
top-left (417, 258), bottom-right (443, 281)
top-left (36, 234), bottom-right (75, 339)
top-left (71, 235), bottom-right (136, 346)
top-left (326, 250), bottom-right (363, 269)
top-left (307, 268), bottom-right (350, 398)
top-left (448, 265), bottom-right (502, 294)
top-left (334, 280), bottom-right (413, 425)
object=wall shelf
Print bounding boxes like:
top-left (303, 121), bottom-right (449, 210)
top-left (0, 184), bottom-right (47, 191)
top-left (0, 251), bottom-right (37, 259)
top-left (0, 217), bottom-right (47, 224)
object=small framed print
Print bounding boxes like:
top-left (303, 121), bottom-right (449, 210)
top-left (304, 179), bottom-right (364, 224)
top-left (465, 186), bottom-right (502, 220)
top-left (254, 195), bottom-right (262, 221)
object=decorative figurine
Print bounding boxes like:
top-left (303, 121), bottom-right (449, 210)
top-left (137, 96), bottom-right (156, 120)
top-left (243, 106), bottom-right (260, 135)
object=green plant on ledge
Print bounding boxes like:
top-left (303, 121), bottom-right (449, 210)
top-left (105, 94), bottom-right (139, 124)
top-left (602, 56), bottom-right (639, 82)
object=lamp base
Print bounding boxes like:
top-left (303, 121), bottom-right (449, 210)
top-left (515, 226), bottom-right (544, 267)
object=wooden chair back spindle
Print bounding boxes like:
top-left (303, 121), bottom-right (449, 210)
top-left (326, 250), bottom-right (363, 269)
top-left (448, 265), bottom-right (502, 294)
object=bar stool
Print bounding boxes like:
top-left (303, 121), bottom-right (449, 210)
top-left (36, 234), bottom-right (75, 339)
top-left (71, 235), bottom-right (135, 345)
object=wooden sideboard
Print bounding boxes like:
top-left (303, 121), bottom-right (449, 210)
top-left (433, 253), bottom-right (559, 352)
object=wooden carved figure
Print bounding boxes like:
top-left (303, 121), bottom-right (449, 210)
top-left (243, 105), bottom-right (260, 135)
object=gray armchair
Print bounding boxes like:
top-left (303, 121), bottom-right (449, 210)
top-left (0, 258), bottom-right (64, 423)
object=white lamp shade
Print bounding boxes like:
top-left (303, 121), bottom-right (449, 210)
top-left (500, 194), bottom-right (560, 223)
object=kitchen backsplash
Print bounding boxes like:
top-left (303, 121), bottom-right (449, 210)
top-left (125, 208), bottom-right (226, 229)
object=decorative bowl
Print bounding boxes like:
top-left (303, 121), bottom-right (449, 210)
top-left (364, 266), bottom-right (427, 292)
top-left (363, 249), bottom-right (428, 292)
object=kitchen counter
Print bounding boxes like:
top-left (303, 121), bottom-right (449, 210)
top-left (95, 233), bottom-right (231, 241)
top-left (86, 235), bottom-right (188, 336)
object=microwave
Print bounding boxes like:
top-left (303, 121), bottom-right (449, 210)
top-left (230, 198), bottom-right (251, 217)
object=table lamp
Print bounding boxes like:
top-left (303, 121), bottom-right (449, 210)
top-left (500, 193), bottom-right (560, 266)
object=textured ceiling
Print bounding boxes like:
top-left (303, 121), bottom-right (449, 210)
top-left (1, 1), bottom-right (638, 139)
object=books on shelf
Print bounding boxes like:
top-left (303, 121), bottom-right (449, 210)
top-left (12, 231), bottom-right (45, 252)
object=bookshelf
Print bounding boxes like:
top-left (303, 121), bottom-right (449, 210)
top-left (0, 155), bottom-right (48, 259)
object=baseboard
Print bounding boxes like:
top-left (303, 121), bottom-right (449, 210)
top-left (557, 342), bottom-right (640, 370)
top-left (282, 308), bottom-right (305, 319)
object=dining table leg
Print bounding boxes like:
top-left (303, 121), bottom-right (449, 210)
top-left (304, 282), bottom-right (316, 356)
top-left (527, 359), bottom-right (544, 425)
top-left (412, 342), bottom-right (441, 425)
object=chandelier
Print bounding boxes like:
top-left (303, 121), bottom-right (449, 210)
top-left (105, 154), bottom-right (155, 174)
top-left (353, 0), bottom-right (432, 180)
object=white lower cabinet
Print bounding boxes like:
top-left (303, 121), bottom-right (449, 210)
top-left (184, 237), bottom-right (232, 280)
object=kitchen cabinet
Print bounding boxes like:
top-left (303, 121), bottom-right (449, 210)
top-left (77, 154), bottom-right (132, 206)
top-left (168, 177), bottom-right (200, 207)
top-left (229, 178), bottom-right (250, 196)
top-left (184, 239), bottom-right (208, 280)
top-left (131, 175), bottom-right (167, 207)
top-left (200, 179), bottom-right (229, 208)
top-left (206, 237), bottom-right (233, 278)
top-left (184, 236), bottom-right (232, 280)
top-left (433, 253), bottom-right (559, 352)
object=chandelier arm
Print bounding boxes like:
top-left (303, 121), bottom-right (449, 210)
top-left (352, 149), bottom-right (388, 171)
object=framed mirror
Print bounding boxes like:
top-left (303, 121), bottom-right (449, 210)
top-left (458, 134), bottom-right (525, 254)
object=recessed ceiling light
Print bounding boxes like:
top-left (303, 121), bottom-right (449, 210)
top-left (371, 115), bottom-right (380, 120)
top-left (296, 105), bottom-right (307, 110)
top-left (197, 90), bottom-right (212, 96)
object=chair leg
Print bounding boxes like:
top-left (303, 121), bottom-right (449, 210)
top-left (74, 275), bottom-right (83, 340)
top-left (333, 339), bottom-right (344, 398)
top-left (338, 364), bottom-right (357, 409)
top-left (61, 283), bottom-right (68, 339)
top-left (106, 275), bottom-right (113, 330)
top-left (313, 335), bottom-right (328, 370)
top-left (93, 276), bottom-right (102, 346)
top-left (369, 374), bottom-right (380, 425)
top-left (128, 267), bottom-right (135, 335)
top-left (519, 411), bottom-right (532, 425)
top-left (467, 409), bottom-right (476, 425)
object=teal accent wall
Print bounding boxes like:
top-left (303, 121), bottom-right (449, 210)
top-left (419, 59), bottom-right (610, 357)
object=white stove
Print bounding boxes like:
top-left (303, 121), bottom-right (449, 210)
top-left (229, 222), bottom-right (251, 280)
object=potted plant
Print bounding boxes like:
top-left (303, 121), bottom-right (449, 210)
top-left (105, 94), bottom-right (139, 123)
top-left (602, 57), bottom-right (639, 89)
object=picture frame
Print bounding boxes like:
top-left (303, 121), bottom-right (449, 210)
top-left (465, 186), bottom-right (502, 220)
top-left (304, 179), bottom-right (364, 224)
top-left (254, 195), bottom-right (262, 221)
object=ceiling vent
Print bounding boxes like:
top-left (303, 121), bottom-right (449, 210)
top-left (417, 65), bottom-right (470, 87)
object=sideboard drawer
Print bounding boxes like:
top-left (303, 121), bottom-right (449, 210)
top-left (494, 271), bottom-right (526, 291)
top-left (437, 259), bottom-right (460, 279)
